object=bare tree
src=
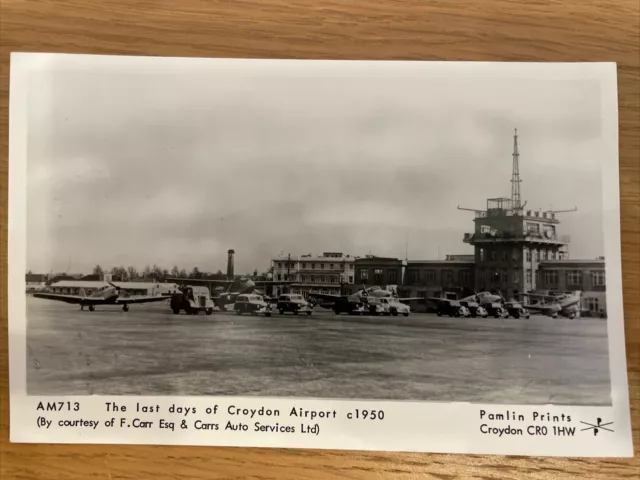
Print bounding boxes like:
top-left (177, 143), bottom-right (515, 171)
top-left (127, 266), bottom-right (139, 281)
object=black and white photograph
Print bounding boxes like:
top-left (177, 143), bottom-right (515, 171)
top-left (8, 54), bottom-right (632, 455)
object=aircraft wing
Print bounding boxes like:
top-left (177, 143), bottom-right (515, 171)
top-left (33, 292), bottom-right (86, 304)
top-left (306, 292), bottom-right (344, 302)
top-left (115, 296), bottom-right (169, 304)
top-left (519, 292), bottom-right (554, 300)
top-left (427, 297), bottom-right (448, 302)
top-left (32, 292), bottom-right (112, 305)
top-left (523, 303), bottom-right (559, 313)
top-left (398, 296), bottom-right (423, 302)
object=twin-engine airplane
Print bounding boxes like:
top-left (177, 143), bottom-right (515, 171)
top-left (518, 291), bottom-right (582, 318)
top-left (32, 282), bottom-right (170, 312)
top-left (309, 285), bottom-right (422, 315)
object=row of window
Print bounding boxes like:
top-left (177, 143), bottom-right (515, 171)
top-left (476, 269), bottom-right (521, 285)
top-left (542, 270), bottom-right (606, 287)
top-left (275, 288), bottom-right (341, 297)
top-left (275, 274), bottom-right (354, 283)
top-left (275, 262), bottom-right (353, 270)
top-left (358, 269), bottom-right (399, 284)
top-left (478, 247), bottom-right (563, 263)
top-left (406, 270), bottom-right (473, 285)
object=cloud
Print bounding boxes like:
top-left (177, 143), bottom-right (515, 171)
top-left (24, 60), bottom-right (605, 273)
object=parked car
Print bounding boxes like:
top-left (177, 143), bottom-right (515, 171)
top-left (378, 297), bottom-right (411, 316)
top-left (460, 300), bottom-right (488, 318)
top-left (484, 302), bottom-right (508, 318)
top-left (504, 302), bottom-right (530, 319)
top-left (437, 299), bottom-right (468, 317)
top-left (277, 294), bottom-right (313, 315)
top-left (234, 294), bottom-right (272, 317)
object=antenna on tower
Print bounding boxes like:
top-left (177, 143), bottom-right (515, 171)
top-left (511, 128), bottom-right (522, 210)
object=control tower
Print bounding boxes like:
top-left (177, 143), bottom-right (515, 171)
top-left (458, 130), bottom-right (576, 299)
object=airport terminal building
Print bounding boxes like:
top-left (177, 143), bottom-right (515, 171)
top-left (270, 252), bottom-right (357, 297)
top-left (354, 130), bottom-right (607, 316)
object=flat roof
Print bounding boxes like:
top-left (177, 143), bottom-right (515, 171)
top-left (407, 260), bottom-right (475, 266)
top-left (50, 281), bottom-right (180, 289)
top-left (539, 259), bottom-right (605, 265)
top-left (273, 256), bottom-right (356, 262)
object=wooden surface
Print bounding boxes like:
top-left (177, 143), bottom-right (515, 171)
top-left (0, 0), bottom-right (638, 478)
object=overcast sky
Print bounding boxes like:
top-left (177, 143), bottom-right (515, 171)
top-left (25, 57), bottom-right (606, 275)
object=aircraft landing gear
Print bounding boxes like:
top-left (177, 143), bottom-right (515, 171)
top-left (89, 305), bottom-right (95, 312)
top-left (122, 304), bottom-right (129, 312)
top-left (80, 305), bottom-right (84, 311)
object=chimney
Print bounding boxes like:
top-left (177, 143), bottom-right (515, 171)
top-left (227, 249), bottom-right (235, 279)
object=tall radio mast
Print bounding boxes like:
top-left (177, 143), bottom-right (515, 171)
top-left (511, 128), bottom-right (522, 210)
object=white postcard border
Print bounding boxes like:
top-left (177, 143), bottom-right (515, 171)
top-left (7, 53), bottom-right (634, 457)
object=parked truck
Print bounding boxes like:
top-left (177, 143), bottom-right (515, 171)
top-left (170, 286), bottom-right (214, 315)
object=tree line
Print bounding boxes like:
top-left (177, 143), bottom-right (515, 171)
top-left (92, 265), bottom-right (260, 281)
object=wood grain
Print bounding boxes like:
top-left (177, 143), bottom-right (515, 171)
top-left (1, 0), bottom-right (638, 478)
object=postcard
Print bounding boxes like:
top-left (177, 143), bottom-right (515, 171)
top-left (7, 53), bottom-right (633, 456)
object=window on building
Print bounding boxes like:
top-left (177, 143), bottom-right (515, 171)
top-left (426, 270), bottom-right (436, 284)
top-left (302, 263), bottom-right (306, 269)
top-left (373, 269), bottom-right (383, 284)
top-left (310, 275), bottom-right (315, 282)
top-left (277, 274), bottom-right (281, 280)
top-left (567, 270), bottom-right (582, 286)
top-left (278, 263), bottom-right (282, 268)
top-left (330, 264), bottom-right (334, 269)
top-left (461, 271), bottom-right (471, 285)
top-left (311, 263), bottom-right (315, 269)
top-left (321, 264), bottom-right (325, 270)
top-left (501, 270), bottom-right (509, 283)
top-left (443, 270), bottom-right (454, 284)
top-left (592, 270), bottom-right (606, 286)
top-left (348, 276), bottom-right (353, 283)
top-left (526, 269), bottom-right (532, 285)
top-left (320, 276), bottom-right (325, 283)
top-left (502, 251), bottom-right (508, 261)
top-left (540, 250), bottom-right (547, 261)
top-left (527, 222), bottom-right (540, 234)
top-left (512, 249), bottom-right (520, 261)
top-left (479, 248), bottom-right (484, 262)
top-left (525, 248), bottom-right (531, 262)
top-left (586, 297), bottom-right (599, 312)
top-left (360, 269), bottom-right (369, 281)
top-left (389, 270), bottom-right (397, 284)
top-left (544, 270), bottom-right (558, 286)
top-left (489, 250), bottom-right (496, 261)
top-left (512, 271), bottom-right (519, 283)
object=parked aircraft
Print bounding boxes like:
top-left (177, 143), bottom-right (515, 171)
top-left (166, 276), bottom-right (294, 311)
top-left (428, 290), bottom-right (507, 318)
top-left (309, 285), bottom-right (421, 315)
top-left (519, 291), bottom-right (582, 318)
top-left (32, 282), bottom-right (170, 312)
